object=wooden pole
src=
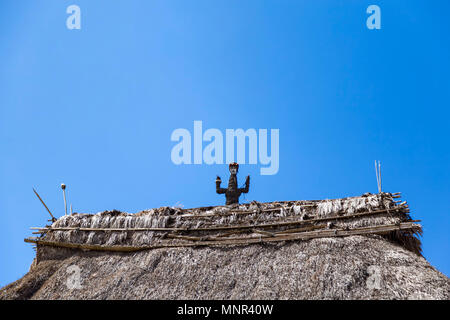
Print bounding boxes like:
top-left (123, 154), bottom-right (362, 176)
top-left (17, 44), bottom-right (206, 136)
top-left (61, 183), bottom-right (67, 216)
top-left (378, 161), bottom-right (382, 193)
top-left (375, 160), bottom-right (379, 192)
top-left (33, 188), bottom-right (56, 222)
top-left (24, 222), bottom-right (422, 252)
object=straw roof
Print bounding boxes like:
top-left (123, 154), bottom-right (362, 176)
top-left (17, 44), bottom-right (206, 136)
top-left (1, 192), bottom-right (448, 299)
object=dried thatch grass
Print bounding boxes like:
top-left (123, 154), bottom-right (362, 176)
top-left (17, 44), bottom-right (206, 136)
top-left (1, 236), bottom-right (448, 300)
top-left (1, 192), bottom-right (447, 300)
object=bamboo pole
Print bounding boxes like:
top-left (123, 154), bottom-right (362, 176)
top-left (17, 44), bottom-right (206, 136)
top-left (61, 184), bottom-right (67, 216)
top-left (379, 161), bottom-right (382, 192)
top-left (166, 234), bottom-right (205, 241)
top-left (275, 224), bottom-right (326, 235)
top-left (213, 230), bottom-right (247, 238)
top-left (375, 160), bottom-right (380, 193)
top-left (33, 188), bottom-right (56, 222)
top-left (24, 222), bottom-right (422, 252)
top-left (252, 229), bottom-right (274, 237)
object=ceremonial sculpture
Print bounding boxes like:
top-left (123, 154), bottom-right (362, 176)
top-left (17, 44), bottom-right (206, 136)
top-left (216, 162), bottom-right (250, 205)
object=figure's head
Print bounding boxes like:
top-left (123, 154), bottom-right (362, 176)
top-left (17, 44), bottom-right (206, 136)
top-left (229, 162), bottom-right (239, 175)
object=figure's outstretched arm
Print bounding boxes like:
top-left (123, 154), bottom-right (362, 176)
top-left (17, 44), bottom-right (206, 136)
top-left (239, 175), bottom-right (250, 194)
top-left (216, 176), bottom-right (227, 194)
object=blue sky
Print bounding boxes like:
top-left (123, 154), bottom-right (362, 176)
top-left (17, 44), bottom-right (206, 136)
top-left (1, 0), bottom-right (449, 286)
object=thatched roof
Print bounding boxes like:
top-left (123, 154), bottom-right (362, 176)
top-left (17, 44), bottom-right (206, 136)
top-left (1, 192), bottom-right (449, 299)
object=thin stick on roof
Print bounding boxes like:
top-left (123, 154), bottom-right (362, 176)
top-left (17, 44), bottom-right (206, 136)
top-left (375, 160), bottom-right (382, 193)
top-left (61, 183), bottom-right (67, 216)
top-left (379, 161), bottom-right (382, 192)
top-left (33, 188), bottom-right (56, 222)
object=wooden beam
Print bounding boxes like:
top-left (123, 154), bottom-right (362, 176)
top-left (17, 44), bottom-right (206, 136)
top-left (24, 222), bottom-right (421, 252)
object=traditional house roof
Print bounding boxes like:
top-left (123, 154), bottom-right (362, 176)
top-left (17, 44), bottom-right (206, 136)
top-left (1, 192), bottom-right (448, 299)
top-left (26, 192), bottom-right (421, 255)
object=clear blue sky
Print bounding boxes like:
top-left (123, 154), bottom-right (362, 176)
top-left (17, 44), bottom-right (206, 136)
top-left (1, 0), bottom-right (449, 287)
